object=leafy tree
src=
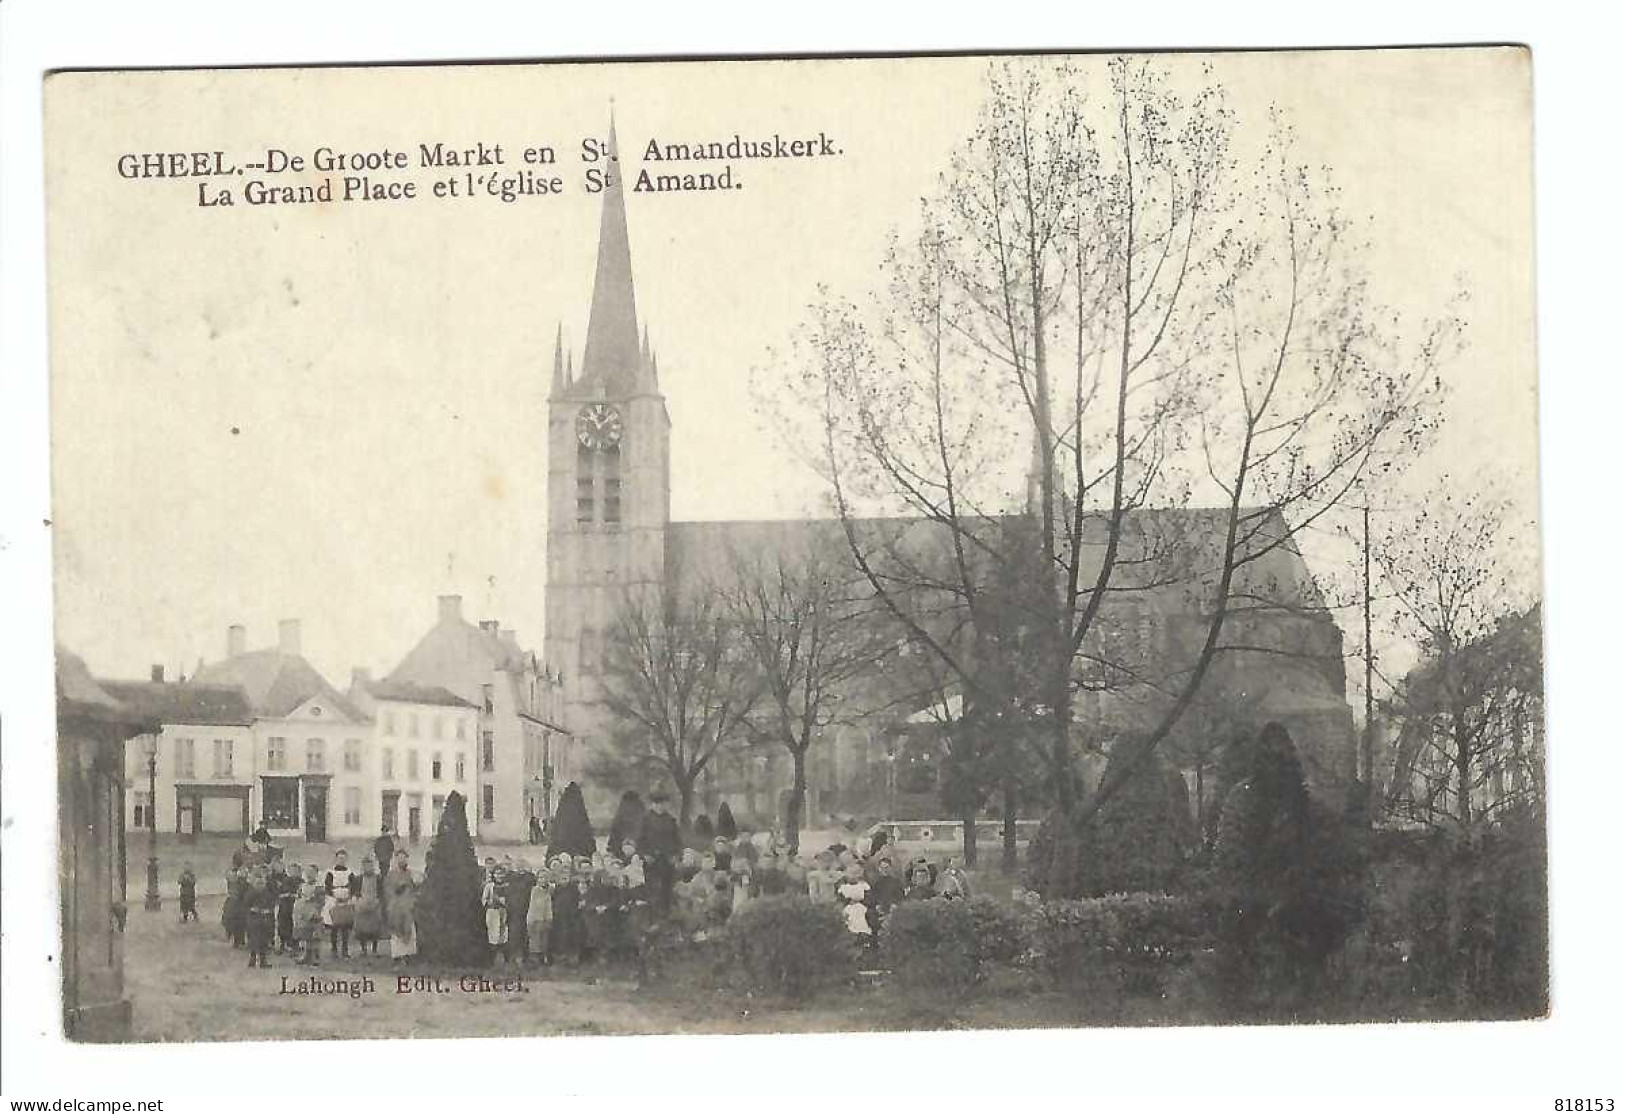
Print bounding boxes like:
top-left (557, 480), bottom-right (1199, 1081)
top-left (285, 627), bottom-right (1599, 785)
top-left (414, 790), bottom-right (486, 966)
top-left (547, 781), bottom-right (595, 860)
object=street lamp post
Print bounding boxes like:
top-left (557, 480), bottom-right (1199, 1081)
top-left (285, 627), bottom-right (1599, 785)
top-left (143, 736), bottom-right (161, 911)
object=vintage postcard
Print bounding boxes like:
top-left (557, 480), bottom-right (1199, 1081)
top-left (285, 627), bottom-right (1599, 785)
top-left (46, 48), bottom-right (1543, 1043)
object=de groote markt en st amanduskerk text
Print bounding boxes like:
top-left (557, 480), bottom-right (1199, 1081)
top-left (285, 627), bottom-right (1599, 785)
top-left (112, 131), bottom-right (846, 207)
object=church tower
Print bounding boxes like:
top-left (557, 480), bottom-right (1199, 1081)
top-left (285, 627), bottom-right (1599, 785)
top-left (544, 117), bottom-right (671, 764)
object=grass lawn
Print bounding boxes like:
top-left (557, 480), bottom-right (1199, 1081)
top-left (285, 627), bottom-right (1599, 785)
top-left (122, 893), bottom-right (1200, 1042)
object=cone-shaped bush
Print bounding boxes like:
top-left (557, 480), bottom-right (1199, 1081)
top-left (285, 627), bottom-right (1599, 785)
top-left (716, 801), bottom-right (738, 840)
top-left (607, 789), bottom-right (645, 855)
top-left (1080, 743), bottom-right (1189, 897)
top-left (547, 781), bottom-right (595, 859)
top-left (414, 790), bottom-right (487, 966)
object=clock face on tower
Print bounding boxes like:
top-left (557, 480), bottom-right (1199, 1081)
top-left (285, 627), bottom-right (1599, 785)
top-left (575, 403), bottom-right (623, 451)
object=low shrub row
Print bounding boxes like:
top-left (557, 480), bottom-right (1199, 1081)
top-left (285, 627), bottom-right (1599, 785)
top-left (698, 890), bottom-right (1201, 1003)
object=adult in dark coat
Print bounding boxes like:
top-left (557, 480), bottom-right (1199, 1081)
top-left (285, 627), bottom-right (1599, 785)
top-left (372, 827), bottom-right (396, 887)
top-left (637, 793), bottom-right (682, 914)
top-left (550, 876), bottom-right (583, 964)
top-left (504, 860), bottom-right (535, 963)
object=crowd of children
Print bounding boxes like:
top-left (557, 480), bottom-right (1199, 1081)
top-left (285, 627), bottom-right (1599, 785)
top-left (212, 846), bottom-right (418, 968)
top-left (196, 824), bottom-right (973, 973)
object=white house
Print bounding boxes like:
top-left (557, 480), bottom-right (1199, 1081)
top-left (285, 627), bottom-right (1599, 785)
top-left (347, 675), bottom-right (480, 844)
top-left (385, 595), bottom-right (574, 842)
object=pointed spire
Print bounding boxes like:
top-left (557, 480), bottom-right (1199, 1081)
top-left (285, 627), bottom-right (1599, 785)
top-left (566, 349), bottom-right (574, 384)
top-left (577, 112), bottom-right (641, 396)
top-left (650, 348), bottom-right (660, 388)
top-left (641, 324), bottom-right (650, 361)
top-left (551, 323), bottom-right (565, 395)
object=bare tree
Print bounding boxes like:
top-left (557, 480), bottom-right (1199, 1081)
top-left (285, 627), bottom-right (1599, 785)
top-left (719, 535), bottom-right (892, 852)
top-left (764, 57), bottom-right (1457, 891)
top-left (1372, 485), bottom-right (1542, 832)
top-left (596, 585), bottom-right (761, 827)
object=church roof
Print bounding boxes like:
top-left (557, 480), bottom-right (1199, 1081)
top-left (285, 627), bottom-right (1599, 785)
top-left (558, 118), bottom-right (655, 401)
top-left (663, 507), bottom-right (1328, 613)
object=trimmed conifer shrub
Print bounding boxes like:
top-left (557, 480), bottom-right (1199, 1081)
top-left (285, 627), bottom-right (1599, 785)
top-left (715, 801), bottom-right (738, 840)
top-left (692, 813), bottom-right (714, 843)
top-left (547, 781), bottom-right (595, 860)
top-left (1079, 743), bottom-right (1189, 897)
top-left (414, 790), bottom-right (487, 967)
top-left (1209, 721), bottom-right (1360, 1009)
top-left (607, 789), bottom-right (645, 855)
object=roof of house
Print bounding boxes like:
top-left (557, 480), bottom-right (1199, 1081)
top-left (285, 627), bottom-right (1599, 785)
top-left (363, 679), bottom-right (477, 709)
top-left (193, 648), bottom-right (362, 721)
top-left (56, 647), bottom-right (160, 734)
top-left (100, 679), bottom-right (257, 726)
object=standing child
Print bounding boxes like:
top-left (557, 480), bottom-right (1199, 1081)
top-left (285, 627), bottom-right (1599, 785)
top-left (836, 862), bottom-right (873, 942)
top-left (244, 867), bottom-right (276, 968)
top-left (222, 866), bottom-right (247, 947)
top-left (177, 864), bottom-right (198, 923)
top-left (352, 854), bottom-right (385, 957)
top-left (481, 859), bottom-right (510, 965)
top-left (385, 850), bottom-right (418, 965)
top-left (275, 860), bottom-right (300, 953)
top-left (526, 866), bottom-right (556, 967)
top-left (577, 870), bottom-right (607, 966)
top-left (293, 865), bottom-right (326, 966)
top-left (323, 849), bottom-right (358, 959)
top-left (549, 866), bottom-right (583, 967)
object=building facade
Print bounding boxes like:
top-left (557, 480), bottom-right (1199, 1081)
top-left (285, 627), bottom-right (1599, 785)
top-left (347, 677), bottom-right (480, 843)
top-left (385, 594), bottom-right (574, 841)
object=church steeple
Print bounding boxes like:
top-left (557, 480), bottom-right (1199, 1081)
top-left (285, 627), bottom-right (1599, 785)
top-left (573, 116), bottom-right (642, 398)
top-left (551, 324), bottom-right (566, 396)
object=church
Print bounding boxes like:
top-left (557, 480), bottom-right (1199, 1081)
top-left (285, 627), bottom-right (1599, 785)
top-left (541, 120), bottom-right (1359, 832)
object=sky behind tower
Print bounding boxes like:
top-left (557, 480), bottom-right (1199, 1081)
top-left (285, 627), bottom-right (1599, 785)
top-left (46, 50), bottom-right (1537, 685)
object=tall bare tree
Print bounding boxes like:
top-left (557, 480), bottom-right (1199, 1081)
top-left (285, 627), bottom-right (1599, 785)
top-left (764, 57), bottom-right (1457, 891)
top-left (1372, 485), bottom-right (1541, 832)
top-left (719, 534), bottom-right (894, 852)
top-left (596, 585), bottom-right (760, 827)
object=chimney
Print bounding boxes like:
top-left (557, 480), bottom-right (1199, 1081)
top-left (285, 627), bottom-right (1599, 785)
top-left (278, 619), bottom-right (301, 656)
top-left (479, 619), bottom-right (499, 633)
top-left (350, 667), bottom-right (372, 692)
top-left (228, 624), bottom-right (247, 657)
top-left (438, 594), bottom-right (462, 622)
top-left (151, 664), bottom-right (165, 683)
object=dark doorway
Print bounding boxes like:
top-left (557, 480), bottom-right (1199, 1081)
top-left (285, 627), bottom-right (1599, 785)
top-left (407, 800), bottom-right (422, 844)
top-left (304, 783), bottom-right (328, 844)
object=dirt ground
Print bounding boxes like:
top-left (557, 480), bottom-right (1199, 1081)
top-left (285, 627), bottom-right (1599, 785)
top-left (121, 893), bottom-right (1145, 1042)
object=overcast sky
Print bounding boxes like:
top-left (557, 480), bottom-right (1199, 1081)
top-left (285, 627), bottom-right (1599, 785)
top-left (47, 49), bottom-right (1537, 684)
